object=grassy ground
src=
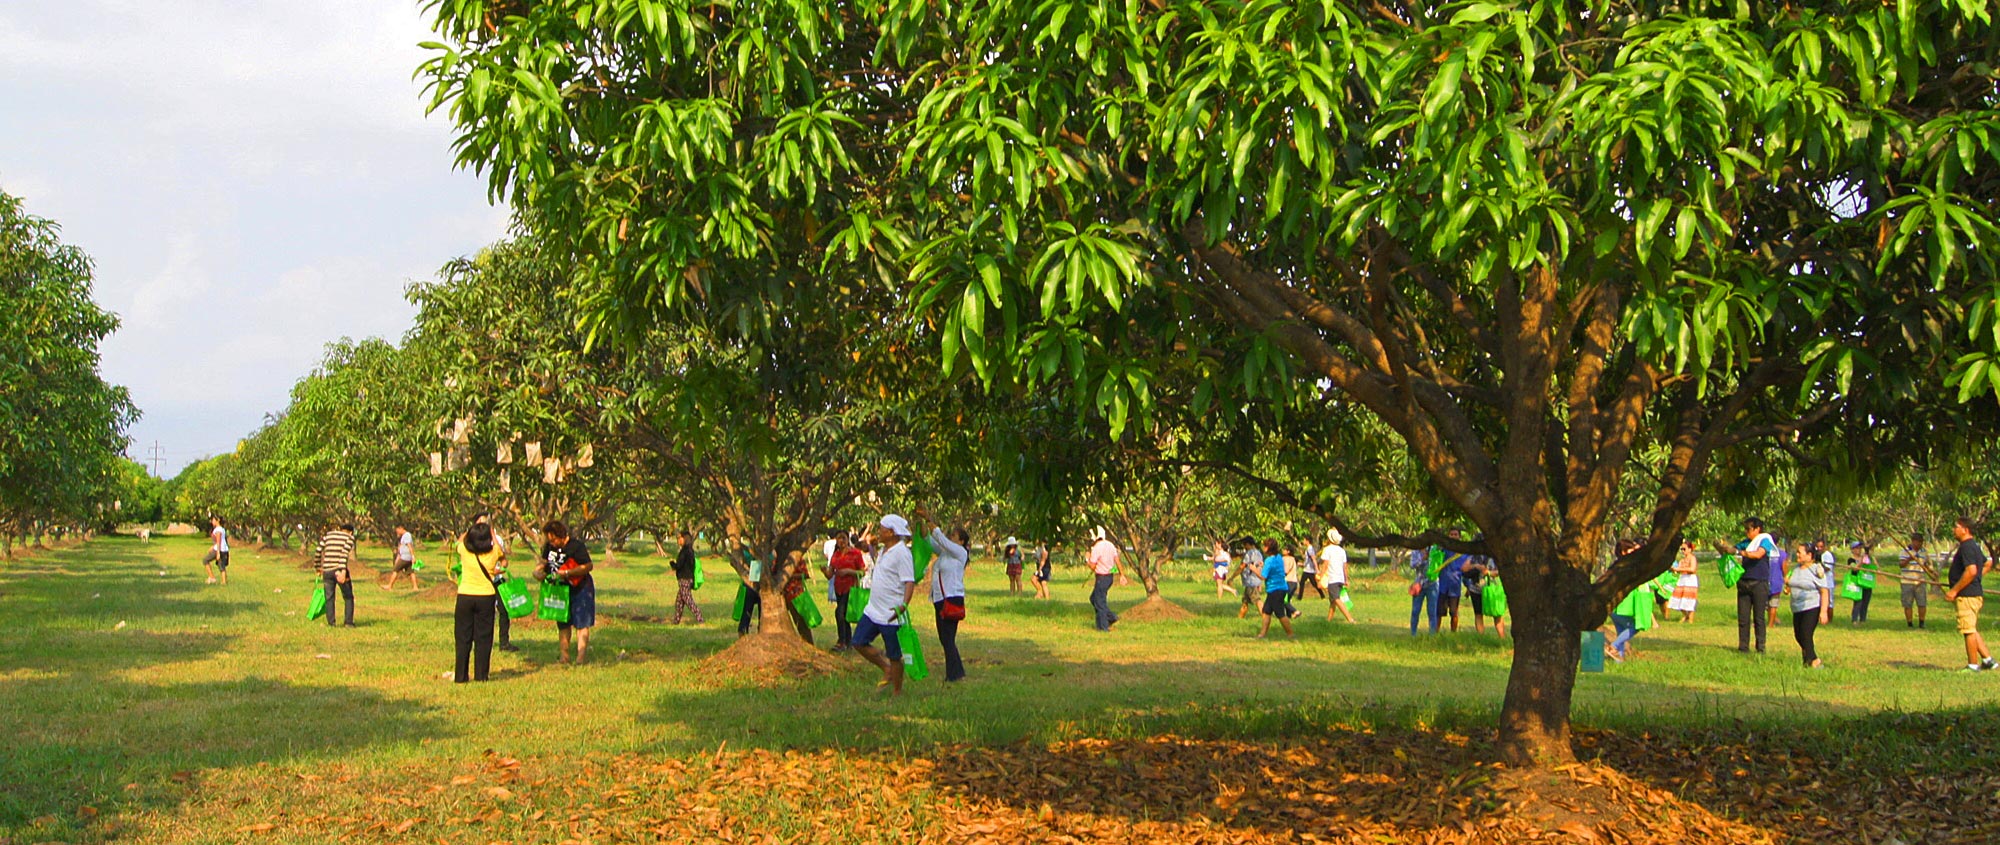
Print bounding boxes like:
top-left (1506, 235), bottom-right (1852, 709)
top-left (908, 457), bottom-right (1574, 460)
top-left (2, 536), bottom-right (1997, 843)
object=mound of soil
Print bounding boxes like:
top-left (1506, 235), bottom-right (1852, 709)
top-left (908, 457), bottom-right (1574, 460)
top-left (1119, 594), bottom-right (1196, 622)
top-left (699, 632), bottom-right (848, 682)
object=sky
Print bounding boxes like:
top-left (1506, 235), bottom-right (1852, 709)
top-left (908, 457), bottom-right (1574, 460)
top-left (0, 0), bottom-right (510, 476)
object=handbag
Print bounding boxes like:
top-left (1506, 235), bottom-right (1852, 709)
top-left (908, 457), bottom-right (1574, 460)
top-left (496, 576), bottom-right (533, 618)
top-left (1408, 580), bottom-right (1425, 597)
top-left (730, 583), bottom-right (749, 622)
top-left (895, 609), bottom-right (929, 681)
top-left (845, 587), bottom-right (871, 623)
top-left (1720, 558), bottom-right (1745, 589)
top-left (537, 581), bottom-right (571, 622)
top-left (691, 558), bottom-right (705, 591)
top-left (1839, 576), bottom-right (1865, 601)
top-left (939, 597), bottom-right (966, 621)
top-left (792, 592), bottom-right (824, 628)
top-left (1482, 579), bottom-right (1509, 618)
top-left (307, 580), bottom-right (328, 621)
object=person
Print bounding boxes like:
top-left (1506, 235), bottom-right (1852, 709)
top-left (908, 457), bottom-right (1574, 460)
top-left (1087, 527), bottom-right (1120, 631)
top-left (1031, 541), bottom-right (1052, 599)
top-left (1944, 517), bottom-right (1996, 672)
top-left (1782, 540), bottom-right (1832, 668)
top-left (1409, 546), bottom-right (1438, 635)
top-left (1767, 542), bottom-right (1786, 630)
top-left (453, 520), bottom-right (507, 682)
top-left (1607, 539), bottom-right (1651, 661)
top-left (1900, 533), bottom-right (1935, 629)
top-left (1847, 540), bottom-right (1876, 624)
top-left (1281, 546), bottom-right (1303, 614)
top-left (1003, 538), bottom-right (1024, 595)
top-left (382, 524), bottom-right (420, 591)
top-left (918, 508), bottom-right (969, 681)
top-left (780, 548), bottom-right (814, 645)
top-left (853, 515), bottom-right (917, 695)
top-left (202, 516), bottom-right (230, 585)
top-left (826, 532), bottom-right (864, 649)
top-left (1296, 539), bottom-right (1325, 600)
top-left (1232, 539), bottom-right (1264, 618)
top-left (736, 542), bottom-right (764, 636)
top-left (1257, 538), bottom-right (1295, 639)
top-left (1816, 539), bottom-right (1840, 619)
top-left (1320, 529), bottom-right (1354, 623)
top-left (1735, 517), bottom-right (1778, 653)
top-left (1211, 541), bottom-right (1238, 598)
top-left (314, 523), bottom-right (358, 628)
top-left (472, 513), bottom-right (519, 653)
top-left (1668, 539), bottom-right (1700, 622)
top-left (536, 521), bottom-right (596, 665)
top-left (670, 529), bottom-right (704, 625)
top-left (1436, 548), bottom-right (1467, 633)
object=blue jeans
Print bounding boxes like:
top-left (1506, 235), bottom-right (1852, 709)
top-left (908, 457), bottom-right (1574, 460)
top-left (1611, 614), bottom-right (1638, 657)
top-left (1090, 574), bottom-right (1118, 630)
top-left (1409, 582), bottom-right (1438, 634)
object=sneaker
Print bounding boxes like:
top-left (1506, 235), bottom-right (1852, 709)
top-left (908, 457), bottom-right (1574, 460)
top-left (1982, 658), bottom-right (1997, 671)
top-left (206, 577), bottom-right (218, 584)
top-left (1963, 665), bottom-right (1985, 673)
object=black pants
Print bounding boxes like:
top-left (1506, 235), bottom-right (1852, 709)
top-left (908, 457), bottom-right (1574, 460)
top-left (834, 591), bottom-right (853, 645)
top-left (1851, 588), bottom-right (1873, 623)
top-left (738, 586), bottom-right (762, 635)
top-left (321, 571), bottom-right (353, 626)
top-left (1296, 576), bottom-right (1325, 598)
top-left (1737, 578), bottom-right (1769, 652)
top-left (935, 598), bottom-right (966, 680)
top-left (1090, 574), bottom-right (1118, 630)
top-left (454, 594), bottom-right (496, 682)
top-left (495, 595), bottom-right (511, 644)
top-left (1793, 606), bottom-right (1821, 665)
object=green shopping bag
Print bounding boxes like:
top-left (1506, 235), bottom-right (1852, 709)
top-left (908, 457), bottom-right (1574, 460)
top-left (1482, 579), bottom-right (1509, 619)
top-left (496, 577), bottom-right (533, 618)
top-left (913, 535), bottom-right (934, 581)
top-left (307, 579), bottom-right (328, 621)
top-left (895, 610), bottom-right (929, 681)
top-left (691, 558), bottom-right (705, 590)
top-left (730, 583), bottom-right (748, 622)
top-left (1839, 577), bottom-right (1865, 601)
top-left (411, 558), bottom-right (426, 571)
top-left (792, 592), bottom-right (824, 629)
top-left (1428, 547), bottom-right (1446, 580)
top-left (845, 587), bottom-right (871, 624)
top-left (1857, 568), bottom-right (1877, 590)
top-left (538, 581), bottom-right (572, 622)
top-left (1720, 557), bottom-right (1744, 589)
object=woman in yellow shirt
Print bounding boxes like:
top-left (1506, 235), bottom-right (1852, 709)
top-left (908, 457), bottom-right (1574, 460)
top-left (454, 521), bottom-right (508, 682)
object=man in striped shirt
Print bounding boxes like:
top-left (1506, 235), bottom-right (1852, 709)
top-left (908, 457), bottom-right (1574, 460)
top-left (316, 523), bottom-right (358, 628)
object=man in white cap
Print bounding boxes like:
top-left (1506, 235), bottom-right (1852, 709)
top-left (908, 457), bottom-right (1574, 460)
top-left (1087, 527), bottom-right (1121, 631)
top-left (1321, 528), bottom-right (1355, 622)
top-left (853, 514), bottom-right (918, 694)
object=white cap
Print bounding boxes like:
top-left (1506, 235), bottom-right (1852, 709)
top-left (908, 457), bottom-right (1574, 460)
top-left (1091, 526), bottom-right (1108, 541)
top-left (880, 514), bottom-right (912, 537)
top-left (1326, 527), bottom-right (1343, 544)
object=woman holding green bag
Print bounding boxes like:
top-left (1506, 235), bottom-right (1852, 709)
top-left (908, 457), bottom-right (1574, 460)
top-left (1847, 540), bottom-right (1877, 624)
top-left (453, 520), bottom-right (508, 683)
top-left (853, 515), bottom-right (918, 695)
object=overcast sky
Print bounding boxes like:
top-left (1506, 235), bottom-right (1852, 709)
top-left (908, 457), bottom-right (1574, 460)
top-left (0, 1), bottom-right (508, 476)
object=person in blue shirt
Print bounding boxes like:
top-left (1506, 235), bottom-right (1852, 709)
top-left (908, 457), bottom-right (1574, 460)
top-left (1257, 538), bottom-right (1295, 639)
top-left (1409, 546), bottom-right (1439, 635)
top-left (1436, 550), bottom-right (1468, 633)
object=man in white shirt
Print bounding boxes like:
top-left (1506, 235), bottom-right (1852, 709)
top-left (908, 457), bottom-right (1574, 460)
top-left (853, 515), bottom-right (918, 695)
top-left (1320, 528), bottom-right (1355, 622)
top-left (383, 524), bottom-right (420, 591)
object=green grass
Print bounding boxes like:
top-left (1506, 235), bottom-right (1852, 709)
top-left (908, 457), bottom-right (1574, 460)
top-left (2, 537), bottom-right (1996, 841)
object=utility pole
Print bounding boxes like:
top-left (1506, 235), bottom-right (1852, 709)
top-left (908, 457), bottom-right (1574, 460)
top-left (147, 441), bottom-right (165, 476)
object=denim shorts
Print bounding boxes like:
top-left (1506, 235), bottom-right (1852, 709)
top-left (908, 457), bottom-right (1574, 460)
top-left (853, 616), bottom-right (902, 660)
top-left (561, 580), bottom-right (596, 630)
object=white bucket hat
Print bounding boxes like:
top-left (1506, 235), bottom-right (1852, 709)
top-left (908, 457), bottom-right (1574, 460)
top-left (880, 514), bottom-right (912, 537)
top-left (1326, 527), bottom-right (1343, 544)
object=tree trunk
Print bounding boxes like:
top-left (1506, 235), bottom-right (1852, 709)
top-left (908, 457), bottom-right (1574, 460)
top-left (1496, 607), bottom-right (1581, 766)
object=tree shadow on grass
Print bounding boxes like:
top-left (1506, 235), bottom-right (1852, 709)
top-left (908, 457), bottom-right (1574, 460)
top-left (0, 542), bottom-right (250, 628)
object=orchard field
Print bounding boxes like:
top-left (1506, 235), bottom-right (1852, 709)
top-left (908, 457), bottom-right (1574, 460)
top-left (5, 537), bottom-right (2000, 844)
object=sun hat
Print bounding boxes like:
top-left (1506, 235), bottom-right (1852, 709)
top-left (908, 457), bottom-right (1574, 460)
top-left (1325, 527), bottom-right (1343, 544)
top-left (880, 515), bottom-right (912, 537)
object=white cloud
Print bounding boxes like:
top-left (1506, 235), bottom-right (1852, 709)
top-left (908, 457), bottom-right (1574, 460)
top-left (0, 1), bottom-right (509, 474)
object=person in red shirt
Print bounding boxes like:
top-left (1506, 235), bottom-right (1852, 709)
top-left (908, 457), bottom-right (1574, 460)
top-left (824, 532), bottom-right (866, 651)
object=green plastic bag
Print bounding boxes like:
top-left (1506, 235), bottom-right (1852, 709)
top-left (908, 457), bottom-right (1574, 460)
top-left (1856, 568), bottom-right (1877, 590)
top-left (1720, 557), bottom-right (1744, 589)
top-left (845, 587), bottom-right (871, 624)
top-left (1428, 547), bottom-right (1446, 580)
top-left (496, 577), bottom-right (533, 619)
top-left (307, 579), bottom-right (328, 621)
top-left (411, 558), bottom-right (426, 571)
top-left (1840, 577), bottom-right (1865, 601)
top-left (691, 558), bottom-right (705, 591)
top-left (912, 535), bottom-right (934, 581)
top-left (792, 592), bottom-right (824, 629)
top-left (895, 610), bottom-right (928, 681)
top-left (538, 581), bottom-right (571, 622)
top-left (1481, 579), bottom-right (1509, 619)
top-left (730, 583), bottom-right (749, 622)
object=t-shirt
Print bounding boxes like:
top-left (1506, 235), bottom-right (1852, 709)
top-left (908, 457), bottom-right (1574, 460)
top-left (1261, 554), bottom-right (1288, 593)
top-left (1900, 547), bottom-right (1930, 585)
top-left (1949, 538), bottom-right (1987, 598)
top-left (211, 526), bottom-right (229, 553)
top-left (673, 543), bottom-right (697, 579)
top-left (1302, 544), bottom-right (1318, 574)
top-left (542, 538), bottom-right (593, 589)
top-left (928, 528), bottom-right (968, 602)
top-left (830, 547), bottom-right (865, 594)
top-left (1736, 534), bottom-right (1777, 578)
top-left (1088, 539), bottom-right (1120, 575)
top-left (456, 544), bottom-right (504, 596)
top-left (396, 530), bottom-right (415, 562)
top-left (1461, 557), bottom-right (1486, 590)
top-left (1437, 555), bottom-right (1467, 597)
top-left (864, 540), bottom-right (916, 625)
top-left (1788, 562), bottom-right (1831, 613)
top-left (315, 529), bottom-right (356, 573)
top-left (1319, 545), bottom-right (1348, 583)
